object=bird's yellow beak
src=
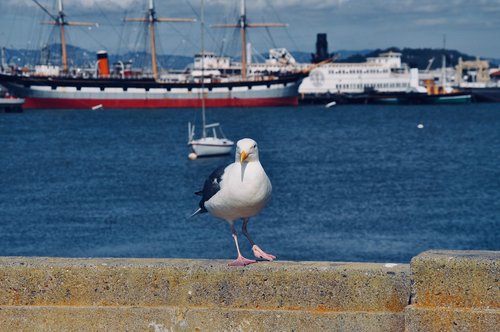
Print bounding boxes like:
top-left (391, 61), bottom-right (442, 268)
top-left (240, 150), bottom-right (248, 163)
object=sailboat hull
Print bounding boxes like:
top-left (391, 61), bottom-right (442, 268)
top-left (189, 134), bottom-right (234, 157)
top-left (190, 142), bottom-right (233, 157)
top-left (0, 74), bottom-right (303, 109)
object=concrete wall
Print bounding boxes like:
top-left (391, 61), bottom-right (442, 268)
top-left (406, 250), bottom-right (499, 332)
top-left (0, 250), bottom-right (497, 331)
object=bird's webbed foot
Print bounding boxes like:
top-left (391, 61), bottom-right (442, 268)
top-left (228, 255), bottom-right (257, 267)
top-left (252, 245), bottom-right (276, 261)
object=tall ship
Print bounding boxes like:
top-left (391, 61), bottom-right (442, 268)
top-left (0, 0), bottom-right (305, 109)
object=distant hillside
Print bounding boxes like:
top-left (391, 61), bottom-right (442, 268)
top-left (290, 49), bottom-right (373, 64)
top-left (335, 47), bottom-right (499, 70)
top-left (2, 44), bottom-right (498, 70)
top-left (2, 44), bottom-right (192, 70)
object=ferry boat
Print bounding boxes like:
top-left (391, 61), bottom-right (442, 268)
top-left (300, 52), bottom-right (426, 104)
top-left (245, 45), bottom-right (422, 104)
top-left (0, 0), bottom-right (305, 109)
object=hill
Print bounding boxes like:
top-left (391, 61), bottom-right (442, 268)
top-left (336, 47), bottom-right (500, 70)
top-left (290, 49), bottom-right (373, 64)
top-left (2, 44), bottom-right (498, 71)
top-left (1, 44), bottom-right (193, 70)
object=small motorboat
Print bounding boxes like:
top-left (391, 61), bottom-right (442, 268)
top-left (0, 93), bottom-right (24, 113)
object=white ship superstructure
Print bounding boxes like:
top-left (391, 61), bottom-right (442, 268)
top-left (247, 49), bottom-right (421, 98)
top-left (299, 51), bottom-right (419, 95)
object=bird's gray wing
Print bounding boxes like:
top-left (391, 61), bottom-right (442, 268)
top-left (196, 164), bottom-right (228, 212)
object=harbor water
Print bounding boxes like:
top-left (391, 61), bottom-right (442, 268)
top-left (0, 103), bottom-right (499, 263)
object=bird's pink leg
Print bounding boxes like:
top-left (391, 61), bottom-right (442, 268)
top-left (228, 222), bottom-right (256, 267)
top-left (252, 245), bottom-right (276, 261)
top-left (242, 218), bottom-right (276, 262)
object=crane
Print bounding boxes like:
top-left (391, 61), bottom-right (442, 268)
top-left (425, 57), bottom-right (435, 73)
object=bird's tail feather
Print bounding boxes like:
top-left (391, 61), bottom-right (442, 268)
top-left (189, 208), bottom-right (204, 218)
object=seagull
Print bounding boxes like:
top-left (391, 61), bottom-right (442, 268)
top-left (191, 138), bottom-right (275, 266)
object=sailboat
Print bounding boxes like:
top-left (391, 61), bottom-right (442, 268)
top-left (188, 121), bottom-right (234, 157)
top-left (188, 0), bottom-right (234, 158)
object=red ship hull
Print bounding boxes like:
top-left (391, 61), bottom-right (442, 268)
top-left (23, 96), bottom-right (299, 109)
top-left (0, 73), bottom-right (304, 109)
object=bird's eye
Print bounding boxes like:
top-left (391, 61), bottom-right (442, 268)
top-left (253, 144), bottom-right (257, 149)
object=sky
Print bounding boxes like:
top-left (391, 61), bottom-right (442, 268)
top-left (0, 0), bottom-right (499, 60)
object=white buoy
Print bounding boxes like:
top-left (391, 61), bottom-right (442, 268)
top-left (91, 104), bottom-right (103, 110)
top-left (417, 123), bottom-right (424, 129)
top-left (325, 101), bottom-right (336, 108)
top-left (188, 152), bottom-right (198, 160)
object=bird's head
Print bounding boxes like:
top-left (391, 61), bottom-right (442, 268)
top-left (236, 138), bottom-right (259, 164)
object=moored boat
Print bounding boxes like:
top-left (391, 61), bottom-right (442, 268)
top-left (373, 91), bottom-right (471, 105)
top-left (188, 122), bottom-right (234, 157)
top-left (0, 95), bottom-right (24, 113)
top-left (465, 87), bottom-right (500, 103)
top-left (455, 58), bottom-right (500, 102)
top-left (187, 0), bottom-right (234, 159)
top-left (374, 52), bottom-right (472, 105)
top-left (0, 0), bottom-right (305, 109)
top-left (0, 72), bottom-right (303, 109)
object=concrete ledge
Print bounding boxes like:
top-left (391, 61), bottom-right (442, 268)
top-left (0, 306), bottom-right (405, 331)
top-left (0, 257), bottom-right (410, 331)
top-left (405, 250), bottom-right (500, 332)
top-left (405, 306), bottom-right (500, 332)
top-left (410, 250), bottom-right (499, 308)
top-left (1, 251), bottom-right (498, 331)
top-left (0, 257), bottom-right (410, 312)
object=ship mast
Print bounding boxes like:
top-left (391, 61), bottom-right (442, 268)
top-left (212, 0), bottom-right (287, 80)
top-left (201, 0), bottom-right (207, 138)
top-left (239, 0), bottom-right (248, 80)
top-left (441, 34), bottom-right (447, 89)
top-left (125, 0), bottom-right (194, 80)
top-left (34, 0), bottom-right (97, 73)
top-left (57, 0), bottom-right (67, 72)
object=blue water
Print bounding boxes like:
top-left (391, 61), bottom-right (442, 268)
top-left (1, 104), bottom-right (499, 263)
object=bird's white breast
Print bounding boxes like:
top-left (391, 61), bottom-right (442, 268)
top-left (205, 161), bottom-right (272, 221)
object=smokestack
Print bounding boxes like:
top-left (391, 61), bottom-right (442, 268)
top-left (312, 33), bottom-right (329, 63)
top-left (97, 51), bottom-right (110, 78)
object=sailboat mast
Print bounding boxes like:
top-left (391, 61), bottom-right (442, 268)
top-left (239, 0), bottom-right (247, 80)
top-left (201, 0), bottom-right (207, 138)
